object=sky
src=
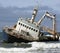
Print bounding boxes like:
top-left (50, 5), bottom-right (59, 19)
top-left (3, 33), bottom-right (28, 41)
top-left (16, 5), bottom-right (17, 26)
top-left (0, 0), bottom-right (60, 11)
top-left (0, 0), bottom-right (60, 32)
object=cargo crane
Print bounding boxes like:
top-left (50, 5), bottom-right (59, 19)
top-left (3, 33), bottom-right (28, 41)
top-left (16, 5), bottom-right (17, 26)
top-left (36, 11), bottom-right (59, 40)
top-left (36, 11), bottom-right (56, 34)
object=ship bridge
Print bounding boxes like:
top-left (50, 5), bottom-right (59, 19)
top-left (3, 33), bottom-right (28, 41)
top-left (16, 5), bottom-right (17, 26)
top-left (15, 18), bottom-right (40, 40)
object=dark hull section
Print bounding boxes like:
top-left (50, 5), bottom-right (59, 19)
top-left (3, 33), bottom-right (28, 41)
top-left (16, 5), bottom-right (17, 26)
top-left (8, 35), bottom-right (32, 43)
top-left (39, 36), bottom-right (59, 41)
top-left (2, 35), bottom-right (59, 43)
top-left (4, 35), bottom-right (59, 43)
top-left (2, 30), bottom-right (59, 43)
top-left (2, 30), bottom-right (33, 43)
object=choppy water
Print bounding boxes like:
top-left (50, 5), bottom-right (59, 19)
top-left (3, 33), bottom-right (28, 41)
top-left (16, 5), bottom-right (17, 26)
top-left (0, 42), bottom-right (60, 53)
top-left (0, 32), bottom-right (60, 53)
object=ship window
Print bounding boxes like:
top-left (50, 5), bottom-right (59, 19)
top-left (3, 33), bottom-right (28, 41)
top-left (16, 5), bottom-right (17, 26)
top-left (23, 24), bottom-right (24, 26)
top-left (29, 27), bottom-right (31, 29)
top-left (24, 25), bottom-right (25, 27)
top-left (25, 25), bottom-right (26, 27)
top-left (33, 29), bottom-right (35, 31)
top-left (21, 23), bottom-right (22, 25)
top-left (19, 22), bottom-right (20, 25)
top-left (27, 32), bottom-right (29, 35)
top-left (31, 28), bottom-right (33, 30)
top-left (36, 30), bottom-right (38, 32)
top-left (27, 26), bottom-right (28, 28)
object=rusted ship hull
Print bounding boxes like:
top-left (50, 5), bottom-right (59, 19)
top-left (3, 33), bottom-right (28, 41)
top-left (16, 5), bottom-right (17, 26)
top-left (3, 27), bottom-right (38, 43)
top-left (3, 27), bottom-right (59, 43)
top-left (3, 31), bottom-right (32, 43)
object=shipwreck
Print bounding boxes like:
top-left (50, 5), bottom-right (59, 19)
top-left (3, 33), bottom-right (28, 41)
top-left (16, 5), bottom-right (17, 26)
top-left (3, 6), bottom-right (59, 42)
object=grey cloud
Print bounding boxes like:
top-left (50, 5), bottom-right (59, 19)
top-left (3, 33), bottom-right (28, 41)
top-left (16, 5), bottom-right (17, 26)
top-left (0, 6), bottom-right (60, 32)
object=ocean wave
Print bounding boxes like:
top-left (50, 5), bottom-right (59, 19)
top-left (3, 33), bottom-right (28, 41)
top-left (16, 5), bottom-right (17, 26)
top-left (0, 40), bottom-right (60, 53)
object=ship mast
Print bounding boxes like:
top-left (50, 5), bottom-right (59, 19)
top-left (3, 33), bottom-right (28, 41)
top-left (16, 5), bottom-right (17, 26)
top-left (30, 6), bottom-right (38, 23)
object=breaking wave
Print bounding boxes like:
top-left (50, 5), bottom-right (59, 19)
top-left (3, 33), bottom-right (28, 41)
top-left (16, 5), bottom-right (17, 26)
top-left (0, 37), bottom-right (60, 53)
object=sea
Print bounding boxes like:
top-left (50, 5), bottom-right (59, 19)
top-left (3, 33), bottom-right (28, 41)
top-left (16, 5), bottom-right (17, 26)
top-left (0, 32), bottom-right (60, 53)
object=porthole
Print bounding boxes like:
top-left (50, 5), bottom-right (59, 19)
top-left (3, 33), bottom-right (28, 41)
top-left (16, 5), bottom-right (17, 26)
top-left (19, 22), bottom-right (20, 25)
top-left (31, 28), bottom-right (33, 30)
top-left (29, 27), bottom-right (30, 29)
top-left (36, 30), bottom-right (38, 32)
top-left (33, 29), bottom-right (35, 31)
top-left (23, 24), bottom-right (24, 26)
top-left (25, 25), bottom-right (26, 27)
top-left (27, 26), bottom-right (28, 28)
top-left (29, 27), bottom-right (31, 29)
top-left (21, 23), bottom-right (22, 25)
